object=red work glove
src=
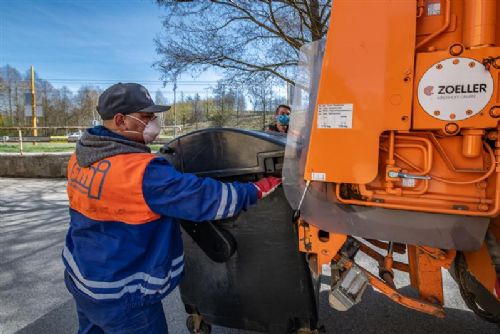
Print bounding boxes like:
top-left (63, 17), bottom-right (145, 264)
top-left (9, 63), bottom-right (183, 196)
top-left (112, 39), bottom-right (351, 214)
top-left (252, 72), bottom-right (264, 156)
top-left (253, 176), bottom-right (282, 199)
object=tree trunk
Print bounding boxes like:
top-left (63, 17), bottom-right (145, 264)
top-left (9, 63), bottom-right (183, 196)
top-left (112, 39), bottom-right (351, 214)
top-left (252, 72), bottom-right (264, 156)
top-left (310, 0), bottom-right (323, 41)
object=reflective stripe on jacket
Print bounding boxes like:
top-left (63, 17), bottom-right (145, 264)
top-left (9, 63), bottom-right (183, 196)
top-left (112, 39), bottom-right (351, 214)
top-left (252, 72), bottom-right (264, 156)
top-left (64, 151), bottom-right (257, 306)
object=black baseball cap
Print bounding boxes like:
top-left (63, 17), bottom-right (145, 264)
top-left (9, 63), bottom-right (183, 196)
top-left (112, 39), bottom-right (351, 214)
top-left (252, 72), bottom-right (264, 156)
top-left (97, 83), bottom-right (170, 120)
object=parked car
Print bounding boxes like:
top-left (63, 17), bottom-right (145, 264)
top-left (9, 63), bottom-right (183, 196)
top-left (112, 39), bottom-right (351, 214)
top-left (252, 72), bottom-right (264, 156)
top-left (67, 131), bottom-right (83, 142)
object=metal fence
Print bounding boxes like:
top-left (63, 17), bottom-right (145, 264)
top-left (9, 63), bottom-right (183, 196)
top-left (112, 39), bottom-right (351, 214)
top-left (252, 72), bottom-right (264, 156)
top-left (0, 126), bottom-right (182, 155)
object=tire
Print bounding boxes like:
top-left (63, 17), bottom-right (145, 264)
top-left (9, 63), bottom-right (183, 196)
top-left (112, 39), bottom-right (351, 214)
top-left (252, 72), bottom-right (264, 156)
top-left (455, 252), bottom-right (500, 325)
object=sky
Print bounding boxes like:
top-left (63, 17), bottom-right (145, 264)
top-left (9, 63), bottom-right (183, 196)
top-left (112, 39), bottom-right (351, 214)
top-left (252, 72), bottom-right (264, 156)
top-left (0, 0), bottom-right (220, 102)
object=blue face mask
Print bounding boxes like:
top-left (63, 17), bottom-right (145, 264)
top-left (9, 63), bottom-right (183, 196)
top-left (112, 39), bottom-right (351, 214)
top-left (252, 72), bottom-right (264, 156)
top-left (277, 114), bottom-right (290, 126)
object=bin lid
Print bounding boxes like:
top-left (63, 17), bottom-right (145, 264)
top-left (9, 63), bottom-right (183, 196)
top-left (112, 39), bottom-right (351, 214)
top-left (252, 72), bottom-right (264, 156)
top-left (161, 128), bottom-right (286, 177)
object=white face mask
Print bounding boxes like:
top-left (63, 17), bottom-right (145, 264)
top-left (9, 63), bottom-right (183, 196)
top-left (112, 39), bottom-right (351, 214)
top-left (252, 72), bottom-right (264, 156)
top-left (125, 114), bottom-right (161, 144)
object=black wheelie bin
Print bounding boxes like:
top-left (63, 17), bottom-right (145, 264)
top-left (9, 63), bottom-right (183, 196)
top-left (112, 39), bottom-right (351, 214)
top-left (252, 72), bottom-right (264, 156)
top-left (160, 128), bottom-right (318, 334)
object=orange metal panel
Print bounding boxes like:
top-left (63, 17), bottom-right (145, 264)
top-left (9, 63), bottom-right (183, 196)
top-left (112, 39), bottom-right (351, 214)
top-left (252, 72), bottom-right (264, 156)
top-left (297, 219), bottom-right (347, 273)
top-left (408, 245), bottom-right (419, 288)
top-left (416, 0), bottom-right (462, 51)
top-left (463, 0), bottom-right (497, 48)
top-left (304, 0), bottom-right (416, 184)
top-left (497, 0), bottom-right (500, 45)
top-left (408, 247), bottom-right (455, 305)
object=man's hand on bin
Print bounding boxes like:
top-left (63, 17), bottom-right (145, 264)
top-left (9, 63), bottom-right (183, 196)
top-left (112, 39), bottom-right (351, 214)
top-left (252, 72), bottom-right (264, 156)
top-left (253, 176), bottom-right (282, 199)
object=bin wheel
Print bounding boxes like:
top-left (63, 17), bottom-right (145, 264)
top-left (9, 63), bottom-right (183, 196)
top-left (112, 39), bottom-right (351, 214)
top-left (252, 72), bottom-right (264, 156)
top-left (186, 315), bottom-right (212, 334)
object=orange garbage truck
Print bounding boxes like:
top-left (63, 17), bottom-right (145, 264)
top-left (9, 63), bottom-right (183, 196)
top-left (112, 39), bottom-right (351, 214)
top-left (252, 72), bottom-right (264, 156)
top-left (163, 1), bottom-right (500, 333)
top-left (285, 0), bottom-right (499, 324)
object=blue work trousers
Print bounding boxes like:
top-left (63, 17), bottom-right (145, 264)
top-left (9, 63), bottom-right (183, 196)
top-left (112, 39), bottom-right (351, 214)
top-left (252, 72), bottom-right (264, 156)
top-left (65, 272), bottom-right (169, 334)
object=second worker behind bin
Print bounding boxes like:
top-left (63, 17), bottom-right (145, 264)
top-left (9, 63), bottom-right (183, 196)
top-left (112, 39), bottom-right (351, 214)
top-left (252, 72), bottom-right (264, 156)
top-left (62, 82), bottom-right (281, 334)
top-left (267, 104), bottom-right (291, 134)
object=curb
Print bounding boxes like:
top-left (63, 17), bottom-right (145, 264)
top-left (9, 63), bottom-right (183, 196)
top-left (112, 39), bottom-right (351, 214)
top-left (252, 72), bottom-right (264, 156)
top-left (0, 153), bottom-right (72, 178)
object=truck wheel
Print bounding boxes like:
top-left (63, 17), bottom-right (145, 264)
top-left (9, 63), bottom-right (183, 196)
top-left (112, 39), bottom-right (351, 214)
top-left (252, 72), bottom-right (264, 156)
top-left (455, 252), bottom-right (500, 325)
top-left (186, 315), bottom-right (212, 334)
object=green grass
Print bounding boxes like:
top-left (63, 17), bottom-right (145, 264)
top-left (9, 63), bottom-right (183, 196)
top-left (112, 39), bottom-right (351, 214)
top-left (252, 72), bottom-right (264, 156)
top-left (149, 145), bottom-right (163, 152)
top-left (0, 142), bottom-right (165, 153)
top-left (0, 142), bottom-right (76, 153)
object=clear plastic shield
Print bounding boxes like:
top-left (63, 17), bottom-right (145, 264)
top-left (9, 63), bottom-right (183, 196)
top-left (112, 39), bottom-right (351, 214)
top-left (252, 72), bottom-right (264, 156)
top-left (282, 41), bottom-right (488, 251)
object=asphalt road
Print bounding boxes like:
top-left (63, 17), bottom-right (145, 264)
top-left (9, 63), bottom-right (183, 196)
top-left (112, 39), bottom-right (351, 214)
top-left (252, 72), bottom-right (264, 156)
top-left (0, 177), bottom-right (497, 334)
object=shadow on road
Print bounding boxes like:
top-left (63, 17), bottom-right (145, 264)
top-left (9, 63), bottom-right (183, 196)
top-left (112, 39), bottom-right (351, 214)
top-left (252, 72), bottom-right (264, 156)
top-left (13, 288), bottom-right (498, 334)
top-left (15, 300), bottom-right (76, 334)
top-left (0, 179), bottom-right (70, 334)
top-left (316, 286), bottom-right (498, 334)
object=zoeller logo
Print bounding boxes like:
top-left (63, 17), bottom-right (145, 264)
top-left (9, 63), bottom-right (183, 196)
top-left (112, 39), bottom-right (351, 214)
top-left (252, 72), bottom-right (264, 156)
top-left (418, 57), bottom-right (494, 122)
top-left (438, 83), bottom-right (487, 95)
top-left (424, 86), bottom-right (434, 96)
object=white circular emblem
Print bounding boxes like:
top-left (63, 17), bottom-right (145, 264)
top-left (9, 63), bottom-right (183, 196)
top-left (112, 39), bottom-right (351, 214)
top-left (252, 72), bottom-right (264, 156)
top-left (417, 57), bottom-right (494, 121)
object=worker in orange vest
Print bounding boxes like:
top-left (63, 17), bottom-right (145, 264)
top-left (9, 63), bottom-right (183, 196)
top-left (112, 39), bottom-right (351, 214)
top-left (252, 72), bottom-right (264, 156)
top-left (63, 83), bottom-right (281, 333)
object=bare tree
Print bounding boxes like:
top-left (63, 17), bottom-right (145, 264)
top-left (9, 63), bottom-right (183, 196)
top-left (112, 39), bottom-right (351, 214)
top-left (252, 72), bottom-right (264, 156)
top-left (177, 92), bottom-right (192, 128)
top-left (154, 0), bottom-right (331, 85)
top-left (235, 90), bottom-right (246, 126)
top-left (209, 81), bottom-right (235, 127)
top-left (0, 65), bottom-right (27, 125)
top-left (190, 93), bottom-right (202, 129)
top-left (39, 80), bottom-right (56, 127)
top-left (52, 87), bottom-right (73, 128)
top-left (72, 86), bottom-right (101, 126)
top-left (246, 73), bottom-right (279, 130)
top-left (154, 89), bottom-right (169, 126)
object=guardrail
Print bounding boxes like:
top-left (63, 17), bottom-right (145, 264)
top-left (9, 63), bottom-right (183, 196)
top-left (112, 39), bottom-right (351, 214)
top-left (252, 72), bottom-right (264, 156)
top-left (0, 125), bottom-right (182, 154)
